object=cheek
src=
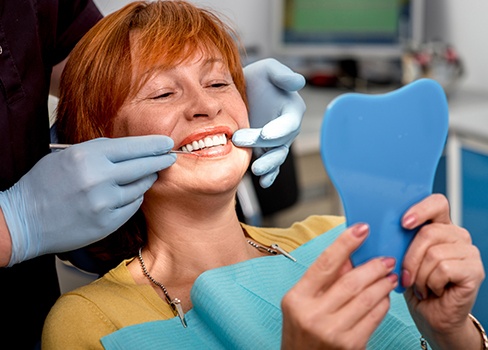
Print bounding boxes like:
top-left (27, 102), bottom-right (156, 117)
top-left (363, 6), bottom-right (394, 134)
top-left (111, 118), bottom-right (129, 137)
top-left (112, 113), bottom-right (174, 138)
top-left (231, 98), bottom-right (250, 129)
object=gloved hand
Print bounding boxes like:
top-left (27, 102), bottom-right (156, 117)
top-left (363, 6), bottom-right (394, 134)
top-left (232, 58), bottom-right (306, 188)
top-left (0, 135), bottom-right (176, 267)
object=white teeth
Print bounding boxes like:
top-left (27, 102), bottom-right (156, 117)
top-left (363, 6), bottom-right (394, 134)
top-left (204, 137), bottom-right (213, 147)
top-left (180, 133), bottom-right (227, 152)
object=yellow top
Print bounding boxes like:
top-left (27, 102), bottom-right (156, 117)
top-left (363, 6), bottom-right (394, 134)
top-left (42, 215), bottom-right (345, 349)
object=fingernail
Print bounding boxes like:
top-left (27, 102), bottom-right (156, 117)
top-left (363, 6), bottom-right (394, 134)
top-left (352, 223), bottom-right (369, 238)
top-left (402, 214), bottom-right (416, 229)
top-left (401, 269), bottom-right (411, 287)
top-left (387, 273), bottom-right (398, 284)
top-left (413, 286), bottom-right (424, 301)
top-left (381, 257), bottom-right (396, 270)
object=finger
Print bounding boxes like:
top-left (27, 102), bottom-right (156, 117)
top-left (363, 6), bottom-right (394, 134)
top-left (265, 59), bottom-right (306, 91)
top-left (89, 135), bottom-right (174, 163)
top-left (402, 194), bottom-right (452, 230)
top-left (104, 195), bottom-right (145, 233)
top-left (112, 153), bottom-right (176, 185)
top-left (402, 223), bottom-right (471, 289)
top-left (418, 245), bottom-right (483, 298)
top-left (260, 107), bottom-right (304, 140)
top-left (345, 296), bottom-right (391, 346)
top-left (258, 168), bottom-right (279, 189)
top-left (251, 146), bottom-right (289, 176)
top-left (308, 271), bottom-right (394, 350)
top-left (115, 174), bottom-right (159, 209)
top-left (414, 241), bottom-right (472, 298)
top-left (427, 258), bottom-right (481, 298)
top-left (323, 257), bottom-right (397, 312)
top-left (86, 173), bottom-right (158, 213)
top-left (232, 128), bottom-right (294, 148)
top-left (293, 223), bottom-right (370, 297)
top-left (232, 128), bottom-right (264, 147)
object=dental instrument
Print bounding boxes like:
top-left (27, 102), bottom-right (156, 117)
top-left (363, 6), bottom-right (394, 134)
top-left (49, 143), bottom-right (197, 155)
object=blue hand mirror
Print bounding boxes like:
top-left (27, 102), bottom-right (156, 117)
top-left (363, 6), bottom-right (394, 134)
top-left (320, 78), bottom-right (449, 292)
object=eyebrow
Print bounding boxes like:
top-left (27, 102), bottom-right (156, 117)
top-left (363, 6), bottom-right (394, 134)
top-left (201, 57), bottom-right (225, 69)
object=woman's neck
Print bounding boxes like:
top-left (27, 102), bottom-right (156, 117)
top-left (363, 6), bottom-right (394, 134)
top-left (131, 192), bottom-right (261, 282)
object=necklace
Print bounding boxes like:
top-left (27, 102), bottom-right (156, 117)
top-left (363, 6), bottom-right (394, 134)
top-left (246, 240), bottom-right (297, 262)
top-left (138, 247), bottom-right (187, 328)
top-left (137, 241), bottom-right (296, 328)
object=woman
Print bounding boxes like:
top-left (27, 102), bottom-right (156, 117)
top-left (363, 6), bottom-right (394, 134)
top-left (42, 1), bottom-right (486, 349)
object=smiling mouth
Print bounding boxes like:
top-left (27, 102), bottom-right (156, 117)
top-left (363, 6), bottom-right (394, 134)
top-left (179, 133), bottom-right (227, 152)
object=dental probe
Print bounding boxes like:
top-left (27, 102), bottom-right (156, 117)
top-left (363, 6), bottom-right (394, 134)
top-left (49, 143), bottom-right (197, 155)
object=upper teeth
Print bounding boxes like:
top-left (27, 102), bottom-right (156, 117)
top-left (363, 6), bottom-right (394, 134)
top-left (180, 133), bottom-right (227, 152)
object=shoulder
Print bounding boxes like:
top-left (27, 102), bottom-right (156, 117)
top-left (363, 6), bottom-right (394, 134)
top-left (42, 259), bottom-right (165, 348)
top-left (42, 288), bottom-right (116, 349)
top-left (242, 215), bottom-right (345, 251)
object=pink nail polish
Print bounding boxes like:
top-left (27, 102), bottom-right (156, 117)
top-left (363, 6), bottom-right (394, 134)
top-left (401, 269), bottom-right (411, 287)
top-left (381, 257), bottom-right (396, 269)
top-left (403, 214), bottom-right (416, 229)
top-left (388, 274), bottom-right (398, 284)
top-left (352, 223), bottom-right (369, 238)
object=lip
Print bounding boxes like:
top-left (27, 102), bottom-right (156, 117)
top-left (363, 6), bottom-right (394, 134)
top-left (176, 126), bottom-right (234, 150)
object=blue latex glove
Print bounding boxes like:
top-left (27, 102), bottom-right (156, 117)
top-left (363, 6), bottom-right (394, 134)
top-left (0, 136), bottom-right (176, 267)
top-left (232, 58), bottom-right (306, 188)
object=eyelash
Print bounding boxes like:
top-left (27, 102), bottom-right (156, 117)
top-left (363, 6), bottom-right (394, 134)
top-left (209, 82), bottom-right (230, 88)
top-left (151, 82), bottom-right (230, 100)
top-left (152, 92), bottom-right (172, 99)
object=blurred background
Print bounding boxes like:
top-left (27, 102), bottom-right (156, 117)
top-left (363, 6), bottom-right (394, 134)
top-left (54, 0), bottom-right (488, 325)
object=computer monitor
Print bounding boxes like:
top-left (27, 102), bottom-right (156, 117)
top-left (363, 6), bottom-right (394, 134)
top-left (270, 0), bottom-right (424, 60)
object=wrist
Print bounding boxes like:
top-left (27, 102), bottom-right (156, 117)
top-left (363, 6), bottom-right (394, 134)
top-left (469, 314), bottom-right (488, 350)
top-left (423, 315), bottom-right (486, 350)
top-left (0, 205), bottom-right (13, 267)
top-left (0, 184), bottom-right (33, 266)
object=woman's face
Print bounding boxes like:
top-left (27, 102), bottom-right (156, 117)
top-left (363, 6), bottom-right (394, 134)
top-left (112, 51), bottom-right (251, 198)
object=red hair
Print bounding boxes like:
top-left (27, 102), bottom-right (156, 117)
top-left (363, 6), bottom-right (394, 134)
top-left (55, 0), bottom-right (247, 271)
top-left (56, 0), bottom-right (247, 143)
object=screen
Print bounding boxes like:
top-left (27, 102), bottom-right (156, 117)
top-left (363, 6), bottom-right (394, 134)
top-left (271, 0), bottom-right (423, 59)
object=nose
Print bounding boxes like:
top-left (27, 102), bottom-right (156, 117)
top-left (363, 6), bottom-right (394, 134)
top-left (184, 86), bottom-right (221, 120)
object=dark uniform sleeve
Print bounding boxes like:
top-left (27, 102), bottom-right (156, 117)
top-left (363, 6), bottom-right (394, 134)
top-left (54, 0), bottom-right (103, 64)
top-left (0, 1), bottom-right (103, 349)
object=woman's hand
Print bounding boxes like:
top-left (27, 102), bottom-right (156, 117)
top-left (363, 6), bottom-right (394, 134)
top-left (401, 194), bottom-right (485, 349)
top-left (281, 223), bottom-right (398, 350)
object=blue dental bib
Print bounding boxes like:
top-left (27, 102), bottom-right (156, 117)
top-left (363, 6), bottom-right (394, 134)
top-left (101, 225), bottom-right (421, 349)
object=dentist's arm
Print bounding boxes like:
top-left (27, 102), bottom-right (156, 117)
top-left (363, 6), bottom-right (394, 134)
top-left (233, 58), bottom-right (306, 188)
top-left (0, 135), bottom-right (176, 267)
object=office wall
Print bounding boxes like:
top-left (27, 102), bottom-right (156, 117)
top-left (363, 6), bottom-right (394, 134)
top-left (94, 0), bottom-right (488, 91)
top-left (93, 0), bottom-right (269, 60)
top-left (425, 0), bottom-right (488, 91)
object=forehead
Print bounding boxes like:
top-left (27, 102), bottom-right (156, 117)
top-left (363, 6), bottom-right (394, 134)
top-left (132, 30), bottom-right (227, 67)
top-left (128, 37), bottom-right (229, 99)
top-left (129, 31), bottom-right (228, 81)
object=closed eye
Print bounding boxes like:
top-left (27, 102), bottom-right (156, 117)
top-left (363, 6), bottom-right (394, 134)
top-left (209, 82), bottom-right (230, 88)
top-left (151, 92), bottom-right (173, 99)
